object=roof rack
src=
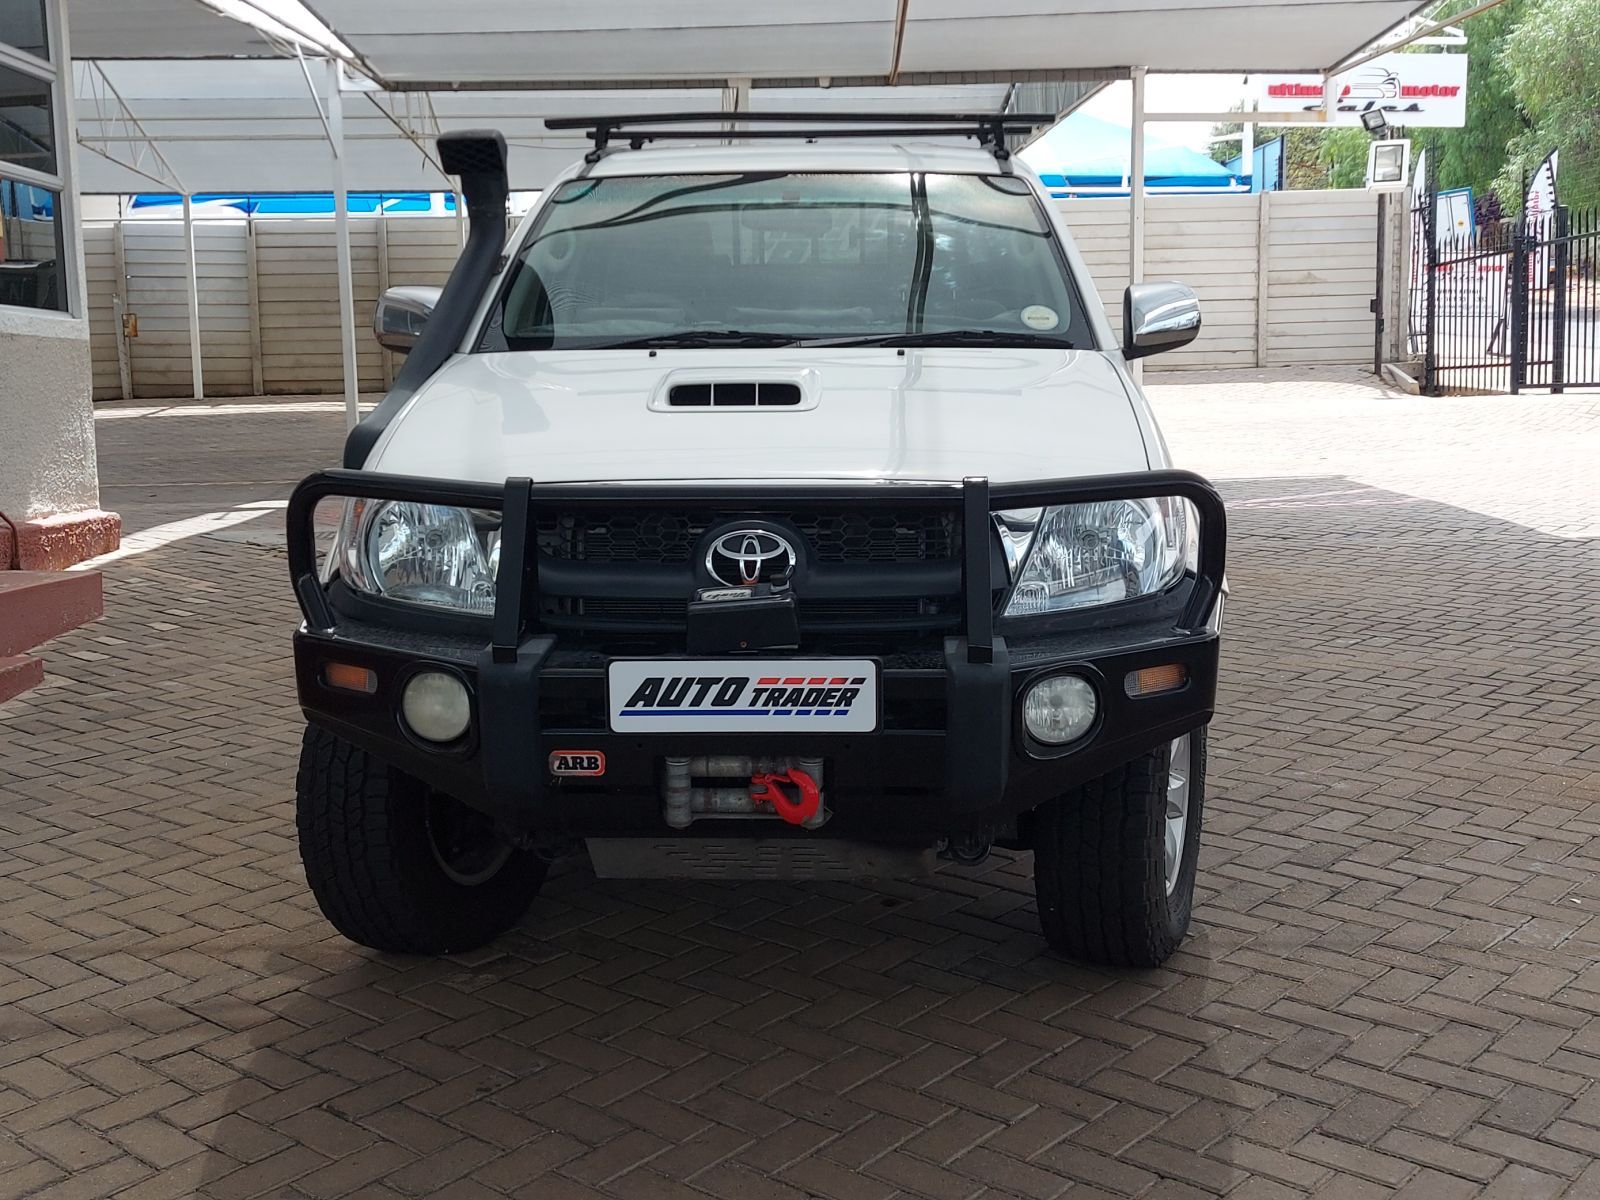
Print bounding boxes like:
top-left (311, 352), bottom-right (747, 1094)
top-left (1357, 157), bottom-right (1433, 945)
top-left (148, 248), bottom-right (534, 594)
top-left (543, 111), bottom-right (1057, 164)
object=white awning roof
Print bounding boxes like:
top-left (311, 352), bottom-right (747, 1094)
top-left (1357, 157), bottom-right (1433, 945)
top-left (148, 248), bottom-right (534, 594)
top-left (68, 0), bottom-right (280, 58)
top-left (62, 0), bottom-right (1426, 416)
top-left (69, 0), bottom-right (1429, 81)
top-left (65, 0), bottom-right (1431, 194)
top-left (73, 60), bottom-right (1035, 192)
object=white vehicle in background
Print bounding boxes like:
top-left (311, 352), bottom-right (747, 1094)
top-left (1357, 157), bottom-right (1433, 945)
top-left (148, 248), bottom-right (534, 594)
top-left (285, 114), bottom-right (1226, 968)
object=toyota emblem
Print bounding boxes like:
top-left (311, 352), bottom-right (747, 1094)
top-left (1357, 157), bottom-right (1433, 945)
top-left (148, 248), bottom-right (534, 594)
top-left (705, 528), bottom-right (796, 587)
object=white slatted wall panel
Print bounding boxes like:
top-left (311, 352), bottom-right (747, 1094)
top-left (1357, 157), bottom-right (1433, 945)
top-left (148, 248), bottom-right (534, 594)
top-left (118, 221), bottom-right (253, 397)
top-left (11, 215), bottom-right (57, 257)
top-left (255, 219), bottom-right (385, 394)
top-left (82, 224), bottom-right (121, 400)
top-left (83, 194), bottom-right (1382, 396)
top-left (383, 219), bottom-right (463, 288)
top-left (1264, 191), bottom-right (1378, 365)
top-left (1057, 194), bottom-right (1262, 368)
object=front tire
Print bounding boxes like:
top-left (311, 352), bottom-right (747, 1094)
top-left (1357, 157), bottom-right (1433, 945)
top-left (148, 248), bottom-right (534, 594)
top-left (1032, 728), bottom-right (1207, 968)
top-left (296, 724), bottom-right (546, 954)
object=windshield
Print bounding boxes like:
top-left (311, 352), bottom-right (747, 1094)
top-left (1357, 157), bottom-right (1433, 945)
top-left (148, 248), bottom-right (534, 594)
top-left (479, 171), bottom-right (1089, 351)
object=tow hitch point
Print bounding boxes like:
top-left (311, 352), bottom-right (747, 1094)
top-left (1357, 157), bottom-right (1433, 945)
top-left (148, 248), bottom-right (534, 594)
top-left (751, 769), bottom-right (821, 826)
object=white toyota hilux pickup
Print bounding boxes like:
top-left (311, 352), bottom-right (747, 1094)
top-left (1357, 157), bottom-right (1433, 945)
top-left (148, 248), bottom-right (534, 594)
top-left (286, 115), bottom-right (1226, 968)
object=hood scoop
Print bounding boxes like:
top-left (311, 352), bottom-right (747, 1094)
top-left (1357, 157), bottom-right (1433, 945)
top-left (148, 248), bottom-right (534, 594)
top-left (667, 381), bottom-right (803, 408)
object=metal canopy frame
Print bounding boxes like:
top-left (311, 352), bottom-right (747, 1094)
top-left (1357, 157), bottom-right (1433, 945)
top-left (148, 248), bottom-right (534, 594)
top-left (285, 0), bottom-right (1436, 89)
top-left (65, 0), bottom-right (1487, 407)
top-left (69, 0), bottom-right (1442, 83)
top-left (71, 63), bottom-right (1046, 192)
top-left (74, 61), bottom-right (1056, 419)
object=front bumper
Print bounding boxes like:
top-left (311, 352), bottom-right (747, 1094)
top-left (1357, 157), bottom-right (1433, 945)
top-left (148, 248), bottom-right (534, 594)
top-left (287, 469), bottom-right (1225, 844)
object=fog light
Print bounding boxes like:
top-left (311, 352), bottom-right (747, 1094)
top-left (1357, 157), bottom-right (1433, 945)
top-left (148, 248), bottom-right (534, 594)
top-left (401, 671), bottom-right (471, 743)
top-left (1023, 674), bottom-right (1097, 745)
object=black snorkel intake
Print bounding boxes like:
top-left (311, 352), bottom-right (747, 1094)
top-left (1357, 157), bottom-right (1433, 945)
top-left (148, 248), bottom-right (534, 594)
top-left (342, 129), bottom-right (510, 469)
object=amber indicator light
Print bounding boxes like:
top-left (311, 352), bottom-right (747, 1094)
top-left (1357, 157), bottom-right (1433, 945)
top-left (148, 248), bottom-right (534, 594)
top-left (1125, 663), bottom-right (1187, 697)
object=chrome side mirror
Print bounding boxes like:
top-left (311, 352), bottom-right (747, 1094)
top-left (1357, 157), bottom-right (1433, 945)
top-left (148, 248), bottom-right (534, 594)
top-left (1123, 281), bottom-right (1201, 360)
top-left (373, 285), bottom-right (442, 354)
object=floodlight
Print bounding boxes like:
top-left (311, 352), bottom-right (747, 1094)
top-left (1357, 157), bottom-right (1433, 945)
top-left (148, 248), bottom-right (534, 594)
top-left (1365, 139), bottom-right (1411, 191)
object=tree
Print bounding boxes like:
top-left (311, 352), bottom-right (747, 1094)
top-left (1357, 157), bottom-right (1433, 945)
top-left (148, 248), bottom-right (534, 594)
top-left (1423, 0), bottom-right (1531, 204)
top-left (1206, 120), bottom-right (1368, 189)
top-left (1497, 0), bottom-right (1600, 210)
top-left (1213, 0), bottom-right (1600, 207)
top-left (1321, 128), bottom-right (1372, 189)
top-left (1282, 129), bottom-right (1335, 188)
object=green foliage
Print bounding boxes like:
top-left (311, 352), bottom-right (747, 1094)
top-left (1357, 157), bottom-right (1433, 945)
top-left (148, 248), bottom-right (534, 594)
top-left (1206, 118), bottom-right (1249, 166)
top-left (1282, 128), bottom-right (1332, 188)
top-left (1205, 120), bottom-right (1369, 189)
top-left (1497, 0), bottom-right (1600, 209)
top-left (1426, 0), bottom-right (1529, 206)
top-left (1321, 128), bottom-right (1373, 189)
top-left (1208, 0), bottom-right (1600, 207)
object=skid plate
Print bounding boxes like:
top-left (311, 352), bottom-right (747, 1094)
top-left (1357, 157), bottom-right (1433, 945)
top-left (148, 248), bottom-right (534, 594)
top-left (586, 837), bottom-right (935, 881)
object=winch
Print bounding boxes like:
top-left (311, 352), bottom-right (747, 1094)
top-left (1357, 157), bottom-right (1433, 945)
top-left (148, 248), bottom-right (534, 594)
top-left (663, 755), bottom-right (825, 829)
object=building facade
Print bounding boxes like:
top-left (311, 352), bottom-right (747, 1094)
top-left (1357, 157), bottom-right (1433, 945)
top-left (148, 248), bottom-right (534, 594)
top-left (0, 0), bottom-right (118, 569)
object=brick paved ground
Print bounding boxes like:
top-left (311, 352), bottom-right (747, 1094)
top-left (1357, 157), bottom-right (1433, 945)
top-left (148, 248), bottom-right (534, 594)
top-left (2, 366), bottom-right (1599, 1199)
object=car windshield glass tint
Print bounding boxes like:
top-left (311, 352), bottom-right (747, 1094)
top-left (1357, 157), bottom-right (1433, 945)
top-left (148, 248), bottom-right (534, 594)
top-left (486, 172), bottom-right (1083, 350)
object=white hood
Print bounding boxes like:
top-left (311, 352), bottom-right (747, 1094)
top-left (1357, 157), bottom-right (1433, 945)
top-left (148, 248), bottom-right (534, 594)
top-left (367, 348), bottom-right (1151, 485)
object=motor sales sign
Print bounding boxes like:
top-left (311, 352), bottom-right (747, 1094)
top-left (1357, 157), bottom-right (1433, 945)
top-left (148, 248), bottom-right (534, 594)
top-left (1249, 53), bottom-right (1467, 128)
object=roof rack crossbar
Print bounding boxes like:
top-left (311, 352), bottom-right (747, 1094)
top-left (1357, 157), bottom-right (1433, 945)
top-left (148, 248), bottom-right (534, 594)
top-left (545, 111), bottom-right (1057, 163)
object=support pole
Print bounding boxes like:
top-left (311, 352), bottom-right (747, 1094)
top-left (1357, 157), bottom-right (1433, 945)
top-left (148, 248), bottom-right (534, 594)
top-left (182, 192), bottom-right (204, 399)
top-left (112, 219), bottom-right (133, 399)
top-left (1256, 190), bottom-right (1272, 366)
top-left (244, 213), bottom-right (264, 394)
top-left (1129, 67), bottom-right (1147, 381)
top-left (722, 76), bottom-right (751, 142)
top-left (328, 57), bottom-right (359, 430)
top-left (1372, 190), bottom-right (1387, 376)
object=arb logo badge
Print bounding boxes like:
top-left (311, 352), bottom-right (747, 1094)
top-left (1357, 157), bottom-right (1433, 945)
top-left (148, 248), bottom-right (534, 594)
top-left (549, 750), bottom-right (606, 777)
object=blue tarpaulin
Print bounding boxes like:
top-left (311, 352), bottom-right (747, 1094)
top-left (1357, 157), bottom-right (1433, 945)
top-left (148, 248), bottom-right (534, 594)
top-left (1, 179), bottom-right (55, 218)
top-left (1023, 113), bottom-right (1245, 196)
top-left (127, 192), bottom-right (456, 216)
top-left (1224, 135), bottom-right (1286, 192)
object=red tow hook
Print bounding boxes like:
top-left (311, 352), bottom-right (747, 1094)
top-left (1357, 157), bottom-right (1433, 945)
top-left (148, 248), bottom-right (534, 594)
top-left (750, 769), bottom-right (821, 826)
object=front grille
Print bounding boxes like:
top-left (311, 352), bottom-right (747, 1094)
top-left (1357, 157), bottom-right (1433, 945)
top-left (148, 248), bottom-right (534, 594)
top-left (541, 596), bottom-right (951, 626)
top-left (532, 502), bottom-right (966, 645)
top-left (536, 510), bottom-right (958, 564)
top-left (795, 512), bottom-right (957, 564)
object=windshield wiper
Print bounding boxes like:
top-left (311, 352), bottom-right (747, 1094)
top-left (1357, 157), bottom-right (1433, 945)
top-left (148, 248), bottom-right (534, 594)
top-left (590, 330), bottom-right (801, 349)
top-left (804, 330), bottom-right (1080, 349)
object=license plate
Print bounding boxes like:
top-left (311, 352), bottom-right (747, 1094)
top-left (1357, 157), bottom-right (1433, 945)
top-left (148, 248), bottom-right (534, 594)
top-left (607, 659), bottom-right (879, 733)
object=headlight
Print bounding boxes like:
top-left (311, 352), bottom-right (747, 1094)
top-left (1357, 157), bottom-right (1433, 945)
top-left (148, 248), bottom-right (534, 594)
top-left (1001, 497), bottom-right (1192, 618)
top-left (335, 500), bottom-right (499, 614)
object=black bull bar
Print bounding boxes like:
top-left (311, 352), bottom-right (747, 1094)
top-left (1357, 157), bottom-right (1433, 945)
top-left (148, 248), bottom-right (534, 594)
top-left (286, 469), bottom-right (1226, 840)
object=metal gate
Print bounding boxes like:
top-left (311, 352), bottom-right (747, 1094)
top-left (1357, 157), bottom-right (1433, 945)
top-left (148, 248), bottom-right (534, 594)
top-left (1413, 178), bottom-right (1600, 394)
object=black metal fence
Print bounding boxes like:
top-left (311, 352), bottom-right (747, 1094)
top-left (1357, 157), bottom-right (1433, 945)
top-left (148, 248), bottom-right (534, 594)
top-left (1412, 190), bottom-right (1600, 395)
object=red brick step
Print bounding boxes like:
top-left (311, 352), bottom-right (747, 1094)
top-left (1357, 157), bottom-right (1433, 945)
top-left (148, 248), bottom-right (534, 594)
top-left (0, 571), bottom-right (104, 703)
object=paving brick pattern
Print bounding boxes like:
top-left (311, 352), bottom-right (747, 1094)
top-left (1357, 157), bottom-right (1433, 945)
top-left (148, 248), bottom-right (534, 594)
top-left (2, 368), bottom-right (1598, 1198)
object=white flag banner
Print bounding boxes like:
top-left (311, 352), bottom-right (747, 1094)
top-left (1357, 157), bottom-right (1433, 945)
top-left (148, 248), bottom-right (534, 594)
top-left (1525, 150), bottom-right (1559, 289)
top-left (1525, 149), bottom-right (1559, 222)
top-left (1412, 145), bottom-right (1429, 203)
